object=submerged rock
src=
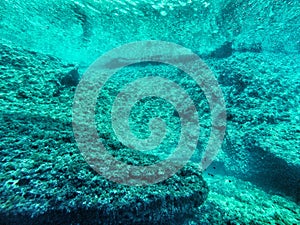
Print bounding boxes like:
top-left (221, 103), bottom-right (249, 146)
top-left (0, 43), bottom-right (208, 225)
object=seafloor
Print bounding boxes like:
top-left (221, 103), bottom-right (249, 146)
top-left (0, 0), bottom-right (299, 224)
top-left (0, 41), bottom-right (299, 224)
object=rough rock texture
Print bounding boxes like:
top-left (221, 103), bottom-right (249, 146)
top-left (199, 173), bottom-right (300, 225)
top-left (0, 44), bottom-right (208, 225)
top-left (1, 39), bottom-right (299, 224)
top-left (0, 0), bottom-right (299, 221)
top-left (204, 52), bottom-right (300, 202)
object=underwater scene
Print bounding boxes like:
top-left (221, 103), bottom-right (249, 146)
top-left (0, 0), bottom-right (299, 224)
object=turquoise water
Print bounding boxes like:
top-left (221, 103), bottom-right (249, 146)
top-left (0, 0), bottom-right (299, 224)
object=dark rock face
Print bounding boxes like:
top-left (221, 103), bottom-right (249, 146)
top-left (210, 42), bottom-right (233, 58)
top-left (60, 66), bottom-right (80, 87)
